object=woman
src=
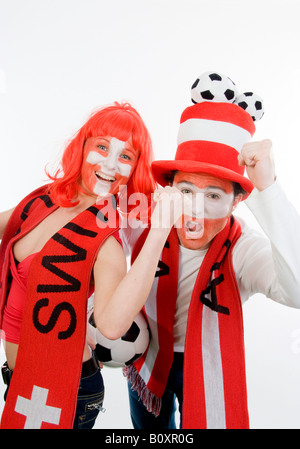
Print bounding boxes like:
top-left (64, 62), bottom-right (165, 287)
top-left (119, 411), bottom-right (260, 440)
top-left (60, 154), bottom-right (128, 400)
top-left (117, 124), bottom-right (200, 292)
top-left (0, 102), bottom-right (155, 429)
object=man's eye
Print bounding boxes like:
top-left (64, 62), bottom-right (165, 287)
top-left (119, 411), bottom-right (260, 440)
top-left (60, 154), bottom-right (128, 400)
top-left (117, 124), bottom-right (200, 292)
top-left (181, 188), bottom-right (192, 194)
top-left (207, 193), bottom-right (220, 199)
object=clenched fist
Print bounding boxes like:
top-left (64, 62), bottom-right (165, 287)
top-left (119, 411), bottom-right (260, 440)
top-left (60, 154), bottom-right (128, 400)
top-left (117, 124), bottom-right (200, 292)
top-left (238, 139), bottom-right (276, 191)
top-left (151, 186), bottom-right (185, 231)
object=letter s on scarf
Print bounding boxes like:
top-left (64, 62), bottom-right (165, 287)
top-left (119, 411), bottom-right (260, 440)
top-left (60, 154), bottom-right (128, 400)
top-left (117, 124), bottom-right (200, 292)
top-left (32, 298), bottom-right (77, 339)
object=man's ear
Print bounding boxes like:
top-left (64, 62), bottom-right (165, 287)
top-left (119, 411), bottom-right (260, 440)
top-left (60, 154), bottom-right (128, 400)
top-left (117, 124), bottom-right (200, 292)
top-left (232, 193), bottom-right (244, 211)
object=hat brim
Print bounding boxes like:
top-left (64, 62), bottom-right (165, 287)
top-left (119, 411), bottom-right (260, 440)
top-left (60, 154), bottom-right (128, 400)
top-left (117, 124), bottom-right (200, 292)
top-left (151, 160), bottom-right (254, 199)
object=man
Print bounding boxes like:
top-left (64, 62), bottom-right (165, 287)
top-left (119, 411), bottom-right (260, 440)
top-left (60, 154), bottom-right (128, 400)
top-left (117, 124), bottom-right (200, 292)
top-left (95, 73), bottom-right (300, 429)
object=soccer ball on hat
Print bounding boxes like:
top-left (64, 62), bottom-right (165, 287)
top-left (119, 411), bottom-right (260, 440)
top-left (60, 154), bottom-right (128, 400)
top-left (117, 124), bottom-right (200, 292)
top-left (87, 310), bottom-right (150, 368)
top-left (191, 71), bottom-right (238, 104)
top-left (234, 92), bottom-right (264, 121)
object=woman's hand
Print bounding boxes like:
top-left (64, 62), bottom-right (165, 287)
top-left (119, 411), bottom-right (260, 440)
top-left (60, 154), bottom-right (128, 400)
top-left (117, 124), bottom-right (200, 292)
top-left (151, 186), bottom-right (189, 232)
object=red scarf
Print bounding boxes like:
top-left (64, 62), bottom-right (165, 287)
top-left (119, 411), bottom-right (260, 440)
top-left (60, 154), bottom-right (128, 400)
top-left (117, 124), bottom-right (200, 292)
top-left (125, 216), bottom-right (249, 428)
top-left (0, 187), bottom-right (119, 429)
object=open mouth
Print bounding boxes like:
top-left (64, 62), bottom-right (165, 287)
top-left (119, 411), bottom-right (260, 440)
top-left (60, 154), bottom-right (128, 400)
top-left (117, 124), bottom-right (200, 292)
top-left (95, 171), bottom-right (116, 183)
top-left (184, 220), bottom-right (204, 239)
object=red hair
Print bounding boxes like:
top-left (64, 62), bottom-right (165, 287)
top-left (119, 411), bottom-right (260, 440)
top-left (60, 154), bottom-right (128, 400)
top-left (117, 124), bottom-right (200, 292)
top-left (46, 102), bottom-right (156, 207)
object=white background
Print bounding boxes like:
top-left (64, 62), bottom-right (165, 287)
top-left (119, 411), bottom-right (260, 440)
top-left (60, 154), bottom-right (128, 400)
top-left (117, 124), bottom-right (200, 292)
top-left (1, 0), bottom-right (300, 429)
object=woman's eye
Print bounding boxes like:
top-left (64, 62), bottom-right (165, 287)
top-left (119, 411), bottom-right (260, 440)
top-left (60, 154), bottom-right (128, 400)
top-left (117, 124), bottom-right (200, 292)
top-left (120, 153), bottom-right (131, 161)
top-left (181, 188), bottom-right (192, 194)
top-left (98, 144), bottom-right (107, 151)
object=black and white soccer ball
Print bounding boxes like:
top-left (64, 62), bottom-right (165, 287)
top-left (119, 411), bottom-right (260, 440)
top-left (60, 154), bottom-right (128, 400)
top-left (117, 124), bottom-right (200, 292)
top-left (234, 92), bottom-right (264, 121)
top-left (88, 310), bottom-right (150, 368)
top-left (191, 71), bottom-right (238, 104)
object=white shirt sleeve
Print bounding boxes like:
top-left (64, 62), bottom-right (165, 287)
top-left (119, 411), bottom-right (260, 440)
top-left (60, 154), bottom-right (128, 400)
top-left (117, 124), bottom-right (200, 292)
top-left (232, 180), bottom-right (300, 308)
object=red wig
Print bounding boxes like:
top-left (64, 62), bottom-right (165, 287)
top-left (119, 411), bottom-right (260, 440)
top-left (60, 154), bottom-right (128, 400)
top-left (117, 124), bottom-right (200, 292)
top-left (46, 102), bottom-right (156, 207)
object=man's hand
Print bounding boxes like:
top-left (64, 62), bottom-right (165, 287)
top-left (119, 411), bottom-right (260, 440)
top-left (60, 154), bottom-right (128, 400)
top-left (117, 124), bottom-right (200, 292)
top-left (238, 139), bottom-right (276, 191)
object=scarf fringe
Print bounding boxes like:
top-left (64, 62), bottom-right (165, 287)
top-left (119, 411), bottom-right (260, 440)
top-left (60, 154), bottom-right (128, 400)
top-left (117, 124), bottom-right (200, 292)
top-left (123, 365), bottom-right (162, 416)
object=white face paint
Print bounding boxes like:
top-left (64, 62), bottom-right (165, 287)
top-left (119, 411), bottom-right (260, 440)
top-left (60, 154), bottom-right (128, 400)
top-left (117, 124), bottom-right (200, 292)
top-left (86, 138), bottom-right (133, 177)
top-left (81, 136), bottom-right (138, 198)
top-left (173, 172), bottom-right (237, 250)
top-left (175, 181), bottom-right (234, 219)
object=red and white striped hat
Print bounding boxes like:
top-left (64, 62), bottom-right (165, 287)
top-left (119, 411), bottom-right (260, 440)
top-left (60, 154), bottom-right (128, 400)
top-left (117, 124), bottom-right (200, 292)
top-left (152, 72), bottom-right (263, 198)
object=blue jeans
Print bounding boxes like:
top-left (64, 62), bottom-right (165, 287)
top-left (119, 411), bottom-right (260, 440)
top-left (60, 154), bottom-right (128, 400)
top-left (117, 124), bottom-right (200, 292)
top-left (2, 360), bottom-right (104, 429)
top-left (73, 366), bottom-right (105, 429)
top-left (128, 352), bottom-right (183, 429)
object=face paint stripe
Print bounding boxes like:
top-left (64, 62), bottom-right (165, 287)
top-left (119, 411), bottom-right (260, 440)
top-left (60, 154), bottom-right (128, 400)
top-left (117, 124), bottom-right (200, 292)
top-left (174, 173), bottom-right (234, 221)
top-left (82, 136), bottom-right (138, 197)
top-left (86, 151), bottom-right (106, 165)
top-left (86, 150), bottom-right (133, 177)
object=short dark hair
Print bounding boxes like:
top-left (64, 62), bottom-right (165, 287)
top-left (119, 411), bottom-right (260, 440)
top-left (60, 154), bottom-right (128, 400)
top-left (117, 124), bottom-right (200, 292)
top-left (232, 182), bottom-right (247, 198)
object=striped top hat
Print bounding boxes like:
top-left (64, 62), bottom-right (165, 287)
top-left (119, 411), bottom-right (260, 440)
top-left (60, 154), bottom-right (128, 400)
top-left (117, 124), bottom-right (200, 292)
top-left (151, 71), bottom-right (264, 198)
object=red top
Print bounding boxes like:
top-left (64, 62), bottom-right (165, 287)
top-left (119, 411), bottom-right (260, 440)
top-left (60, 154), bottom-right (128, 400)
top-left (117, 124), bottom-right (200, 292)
top-left (2, 231), bottom-right (122, 344)
top-left (2, 249), bottom-right (35, 343)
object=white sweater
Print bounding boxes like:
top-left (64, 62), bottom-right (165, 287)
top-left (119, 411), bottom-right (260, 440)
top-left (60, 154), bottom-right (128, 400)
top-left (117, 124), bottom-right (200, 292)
top-left (120, 180), bottom-right (300, 351)
top-left (173, 180), bottom-right (300, 350)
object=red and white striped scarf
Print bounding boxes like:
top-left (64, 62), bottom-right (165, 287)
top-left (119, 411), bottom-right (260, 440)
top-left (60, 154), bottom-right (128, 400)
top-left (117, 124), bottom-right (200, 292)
top-left (124, 216), bottom-right (249, 429)
top-left (0, 187), bottom-right (119, 428)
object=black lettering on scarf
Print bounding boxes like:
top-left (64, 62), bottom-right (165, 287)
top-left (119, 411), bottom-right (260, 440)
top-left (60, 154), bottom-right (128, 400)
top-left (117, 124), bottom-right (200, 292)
top-left (200, 239), bottom-right (232, 315)
top-left (37, 233), bottom-right (87, 293)
top-left (32, 298), bottom-right (77, 340)
top-left (87, 196), bottom-right (117, 223)
top-left (15, 194), bottom-right (54, 236)
top-left (20, 195), bottom-right (54, 221)
top-left (63, 222), bottom-right (98, 238)
top-left (200, 274), bottom-right (229, 315)
top-left (155, 260), bottom-right (169, 277)
top-left (33, 222), bottom-right (98, 338)
top-left (155, 240), bottom-right (170, 277)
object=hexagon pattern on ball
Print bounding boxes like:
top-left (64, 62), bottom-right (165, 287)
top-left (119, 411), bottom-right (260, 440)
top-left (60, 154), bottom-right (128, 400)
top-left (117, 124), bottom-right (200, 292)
top-left (88, 310), bottom-right (150, 368)
top-left (235, 92), bottom-right (264, 121)
top-left (191, 71), bottom-right (238, 104)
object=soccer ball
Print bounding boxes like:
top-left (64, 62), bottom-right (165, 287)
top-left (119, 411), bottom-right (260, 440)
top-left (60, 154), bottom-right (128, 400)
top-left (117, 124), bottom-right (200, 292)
top-left (191, 71), bottom-right (238, 104)
top-left (234, 92), bottom-right (264, 121)
top-left (87, 310), bottom-right (150, 368)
